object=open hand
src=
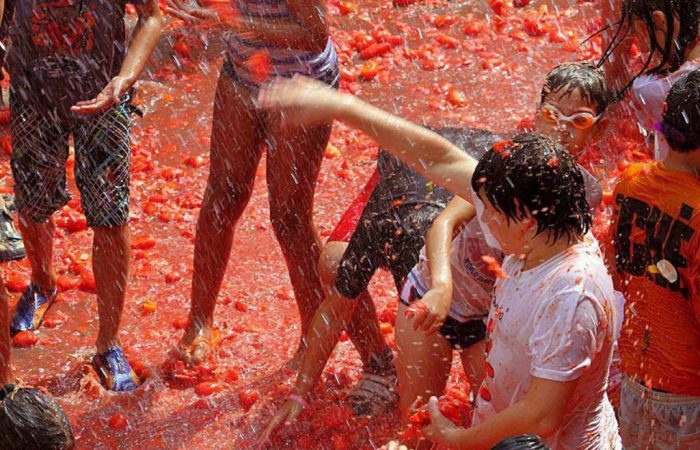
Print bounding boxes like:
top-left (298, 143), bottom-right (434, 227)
top-left (71, 76), bottom-right (132, 116)
top-left (422, 396), bottom-right (461, 447)
top-left (165, 0), bottom-right (220, 24)
top-left (257, 398), bottom-right (305, 447)
top-left (257, 75), bottom-right (347, 126)
top-left (405, 286), bottom-right (450, 335)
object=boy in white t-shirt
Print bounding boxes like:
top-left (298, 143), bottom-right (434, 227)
top-left (422, 134), bottom-right (621, 449)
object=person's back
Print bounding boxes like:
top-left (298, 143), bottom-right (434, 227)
top-left (610, 162), bottom-right (700, 395)
top-left (609, 68), bottom-right (700, 450)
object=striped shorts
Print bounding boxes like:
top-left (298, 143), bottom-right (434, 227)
top-left (10, 95), bottom-right (132, 227)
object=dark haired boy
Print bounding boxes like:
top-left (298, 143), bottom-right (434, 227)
top-left (419, 134), bottom-right (620, 449)
top-left (1, 0), bottom-right (162, 391)
top-left (609, 69), bottom-right (700, 448)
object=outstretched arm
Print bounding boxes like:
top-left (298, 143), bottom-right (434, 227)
top-left (258, 291), bottom-right (356, 444)
top-left (258, 76), bottom-right (478, 202)
top-left (72, 0), bottom-right (162, 115)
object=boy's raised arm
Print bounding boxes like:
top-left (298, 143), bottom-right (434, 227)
top-left (72, 0), bottom-right (162, 115)
top-left (258, 76), bottom-right (478, 202)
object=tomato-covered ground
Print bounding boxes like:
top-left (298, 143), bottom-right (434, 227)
top-left (0, 0), bottom-right (649, 448)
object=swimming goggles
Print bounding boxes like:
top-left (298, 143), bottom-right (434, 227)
top-left (539, 103), bottom-right (602, 130)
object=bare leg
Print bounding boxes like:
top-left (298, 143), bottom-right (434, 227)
top-left (181, 73), bottom-right (265, 363)
top-left (396, 303), bottom-right (453, 423)
top-left (457, 340), bottom-right (486, 402)
top-left (18, 215), bottom-right (56, 293)
top-left (266, 118), bottom-right (331, 353)
top-left (318, 242), bottom-right (389, 370)
top-left (0, 275), bottom-right (11, 385)
top-left (93, 225), bottom-right (130, 353)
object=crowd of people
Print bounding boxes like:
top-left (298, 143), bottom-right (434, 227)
top-left (0, 0), bottom-right (697, 448)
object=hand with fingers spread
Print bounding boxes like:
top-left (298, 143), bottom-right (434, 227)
top-left (422, 396), bottom-right (462, 447)
top-left (257, 394), bottom-right (307, 447)
top-left (70, 76), bottom-right (132, 116)
top-left (257, 75), bottom-right (350, 126)
top-left (165, 0), bottom-right (221, 24)
top-left (379, 441), bottom-right (410, 450)
top-left (405, 285), bottom-right (451, 335)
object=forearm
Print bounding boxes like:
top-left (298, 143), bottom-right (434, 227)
top-left (119, 4), bottom-right (162, 85)
top-left (338, 98), bottom-right (477, 201)
top-left (292, 292), bottom-right (356, 396)
top-left (425, 218), bottom-right (455, 294)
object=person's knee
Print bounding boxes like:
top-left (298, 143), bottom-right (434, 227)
top-left (269, 199), bottom-right (312, 239)
top-left (318, 242), bottom-right (346, 286)
top-left (202, 176), bottom-right (253, 227)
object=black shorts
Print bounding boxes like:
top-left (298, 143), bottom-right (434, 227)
top-left (334, 188), bottom-right (443, 299)
top-left (400, 283), bottom-right (486, 350)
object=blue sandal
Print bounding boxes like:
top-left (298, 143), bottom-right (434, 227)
top-left (10, 284), bottom-right (58, 335)
top-left (92, 346), bottom-right (139, 392)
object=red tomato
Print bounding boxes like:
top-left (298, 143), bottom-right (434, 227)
top-left (489, 0), bottom-right (510, 16)
top-left (195, 381), bottom-right (224, 396)
top-left (431, 15), bottom-right (455, 28)
top-left (12, 331), bottom-right (39, 348)
top-left (360, 43), bottom-right (392, 59)
top-left (43, 318), bottom-right (64, 329)
top-left (0, 134), bottom-right (12, 156)
top-left (238, 389), bottom-right (259, 411)
top-left (56, 275), bottom-right (81, 291)
top-left (108, 413), bottom-right (128, 430)
top-left (549, 29), bottom-right (567, 43)
top-left (337, 0), bottom-right (357, 15)
top-left (359, 60), bottom-right (381, 81)
top-left (234, 301), bottom-right (248, 312)
top-left (143, 202), bottom-right (159, 216)
top-left (164, 271), bottom-right (182, 283)
top-left (245, 50), bottom-right (273, 83)
top-left (5, 271), bottom-right (29, 292)
top-left (436, 34), bottom-right (459, 49)
top-left (447, 87), bottom-right (467, 107)
top-left (392, 0), bottom-right (418, 6)
top-left (523, 17), bottom-right (546, 37)
top-left (513, 0), bottom-right (531, 6)
top-left (159, 167), bottom-right (183, 181)
top-left (225, 369), bottom-right (240, 383)
top-left (80, 272), bottom-right (96, 293)
top-left (184, 155), bottom-right (207, 169)
top-left (172, 317), bottom-right (189, 330)
top-left (380, 322), bottom-right (393, 335)
top-left (149, 194), bottom-right (168, 204)
top-left (142, 300), bottom-right (157, 315)
top-left (131, 235), bottom-right (157, 250)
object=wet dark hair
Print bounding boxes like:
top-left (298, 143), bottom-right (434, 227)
top-left (598, 0), bottom-right (700, 95)
top-left (660, 68), bottom-right (700, 151)
top-left (0, 385), bottom-right (75, 450)
top-left (491, 434), bottom-right (551, 450)
top-left (541, 62), bottom-right (614, 115)
top-left (471, 133), bottom-right (592, 244)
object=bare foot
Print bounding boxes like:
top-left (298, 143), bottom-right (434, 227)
top-left (177, 325), bottom-right (215, 366)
